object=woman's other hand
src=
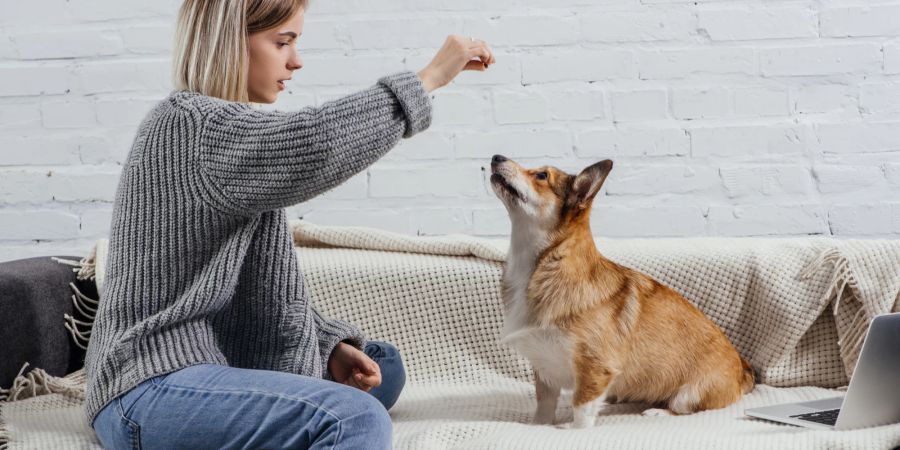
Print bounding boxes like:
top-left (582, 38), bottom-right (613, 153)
top-left (417, 35), bottom-right (496, 93)
top-left (328, 342), bottom-right (382, 391)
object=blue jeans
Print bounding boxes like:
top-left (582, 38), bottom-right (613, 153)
top-left (92, 341), bottom-right (405, 450)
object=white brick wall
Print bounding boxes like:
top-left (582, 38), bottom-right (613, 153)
top-left (2, 0), bottom-right (900, 262)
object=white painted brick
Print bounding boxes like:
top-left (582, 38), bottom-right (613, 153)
top-left (733, 87), bottom-right (789, 117)
top-left (719, 165), bottom-right (813, 198)
top-left (121, 25), bottom-right (175, 54)
top-left (2, 0), bottom-right (900, 245)
top-left (65, 0), bottom-right (178, 23)
top-left (456, 130), bottom-right (572, 159)
top-left (859, 83), bottom-right (900, 115)
top-left (671, 87), bottom-right (730, 120)
top-left (77, 134), bottom-right (126, 165)
top-left (0, 210), bottom-right (81, 240)
top-left (348, 18), bottom-right (459, 50)
top-left (296, 55), bottom-right (403, 86)
top-left (431, 91), bottom-right (493, 126)
top-left (11, 30), bottom-right (123, 60)
top-left (0, 168), bottom-right (120, 204)
top-left (638, 48), bottom-right (756, 79)
top-left (95, 98), bottom-right (159, 127)
top-left (0, 102), bottom-right (42, 130)
top-left (0, 64), bottom-right (71, 96)
top-left (464, 15), bottom-right (580, 47)
top-left (0, 135), bottom-right (83, 166)
top-left (0, 33), bottom-right (15, 59)
top-left (79, 208), bottom-right (113, 237)
top-left (610, 89), bottom-right (668, 122)
top-left (813, 165), bottom-right (884, 194)
top-left (698, 7), bottom-right (817, 41)
top-left (316, 171), bottom-right (368, 200)
top-left (605, 165), bottom-right (720, 196)
top-left (369, 166), bottom-right (483, 198)
top-left (577, 128), bottom-right (689, 158)
top-left (592, 205), bottom-right (707, 237)
top-left (41, 99), bottom-right (96, 129)
top-left (306, 0), bottom-right (409, 14)
top-left (0, 0), bottom-right (70, 27)
top-left (828, 204), bottom-right (899, 235)
top-left (581, 11), bottom-right (695, 42)
top-left (886, 43), bottom-right (900, 74)
top-left (760, 44), bottom-right (882, 77)
top-left (821, 5), bottom-right (900, 37)
top-left (72, 59), bottom-right (170, 94)
top-left (493, 91), bottom-right (548, 124)
top-left (472, 207), bottom-right (510, 235)
top-left (300, 20), bottom-right (347, 51)
top-left (708, 205), bottom-right (827, 236)
top-left (522, 51), bottom-right (634, 84)
top-left (575, 129), bottom-right (616, 159)
top-left (690, 125), bottom-right (808, 157)
top-left (886, 163), bottom-right (900, 185)
top-left (792, 85), bottom-right (857, 114)
top-left (385, 132), bottom-right (454, 161)
top-left (411, 208), bottom-right (473, 235)
top-left (816, 122), bottom-right (900, 154)
top-left (546, 90), bottom-right (604, 121)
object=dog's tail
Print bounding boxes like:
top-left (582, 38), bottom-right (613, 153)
top-left (740, 357), bottom-right (756, 394)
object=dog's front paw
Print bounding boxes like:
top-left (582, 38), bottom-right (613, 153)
top-left (533, 412), bottom-right (556, 425)
top-left (641, 408), bottom-right (674, 417)
top-left (555, 417), bottom-right (595, 429)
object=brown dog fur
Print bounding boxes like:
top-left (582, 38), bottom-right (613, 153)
top-left (490, 155), bottom-right (754, 427)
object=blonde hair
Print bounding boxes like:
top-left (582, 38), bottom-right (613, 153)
top-left (172, 0), bottom-right (307, 103)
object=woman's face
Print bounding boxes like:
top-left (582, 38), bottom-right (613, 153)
top-left (247, 8), bottom-right (305, 103)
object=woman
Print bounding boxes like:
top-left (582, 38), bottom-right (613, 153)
top-left (85, 0), bottom-right (495, 448)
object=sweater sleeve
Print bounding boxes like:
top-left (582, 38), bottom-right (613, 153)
top-left (311, 306), bottom-right (367, 380)
top-left (194, 71), bottom-right (431, 216)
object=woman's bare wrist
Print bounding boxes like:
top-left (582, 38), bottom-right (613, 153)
top-left (417, 69), bottom-right (438, 93)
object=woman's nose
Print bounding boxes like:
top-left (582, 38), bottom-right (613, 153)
top-left (288, 53), bottom-right (303, 71)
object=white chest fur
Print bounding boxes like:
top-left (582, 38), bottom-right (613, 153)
top-left (500, 226), bottom-right (576, 390)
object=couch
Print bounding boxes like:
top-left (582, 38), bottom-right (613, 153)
top-left (2, 221), bottom-right (900, 449)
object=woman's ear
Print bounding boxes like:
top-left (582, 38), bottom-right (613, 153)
top-left (569, 159), bottom-right (613, 209)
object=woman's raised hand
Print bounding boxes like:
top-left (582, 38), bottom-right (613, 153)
top-left (417, 35), bottom-right (495, 93)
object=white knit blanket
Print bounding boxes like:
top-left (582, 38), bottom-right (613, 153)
top-left (2, 221), bottom-right (900, 449)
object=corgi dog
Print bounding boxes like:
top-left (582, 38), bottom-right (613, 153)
top-left (489, 154), bottom-right (754, 428)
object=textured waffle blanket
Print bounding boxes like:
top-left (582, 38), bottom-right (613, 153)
top-left (2, 221), bottom-right (899, 449)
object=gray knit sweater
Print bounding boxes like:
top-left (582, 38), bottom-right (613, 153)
top-left (83, 71), bottom-right (432, 423)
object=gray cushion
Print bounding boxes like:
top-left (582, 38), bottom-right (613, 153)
top-left (0, 256), bottom-right (94, 388)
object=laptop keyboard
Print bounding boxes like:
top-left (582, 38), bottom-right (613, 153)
top-left (790, 408), bottom-right (840, 426)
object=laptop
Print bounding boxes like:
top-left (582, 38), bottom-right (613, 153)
top-left (745, 312), bottom-right (900, 430)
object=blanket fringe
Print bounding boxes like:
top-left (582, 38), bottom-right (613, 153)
top-left (51, 243), bottom-right (97, 282)
top-left (0, 415), bottom-right (9, 450)
top-left (63, 282), bottom-right (98, 351)
top-left (53, 253), bottom-right (100, 351)
top-left (0, 392), bottom-right (7, 449)
top-left (0, 363), bottom-right (86, 404)
top-left (799, 246), bottom-right (867, 378)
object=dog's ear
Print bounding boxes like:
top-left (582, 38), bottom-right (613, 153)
top-left (569, 159), bottom-right (613, 209)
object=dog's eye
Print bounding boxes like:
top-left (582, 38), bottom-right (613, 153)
top-left (535, 172), bottom-right (548, 181)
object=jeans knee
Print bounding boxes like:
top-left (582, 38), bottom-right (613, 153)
top-left (344, 390), bottom-right (392, 447)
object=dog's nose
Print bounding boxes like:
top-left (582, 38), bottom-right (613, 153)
top-left (492, 154), bottom-right (507, 164)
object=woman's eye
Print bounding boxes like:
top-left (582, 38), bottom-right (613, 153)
top-left (535, 172), bottom-right (548, 181)
top-left (278, 42), bottom-right (289, 48)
